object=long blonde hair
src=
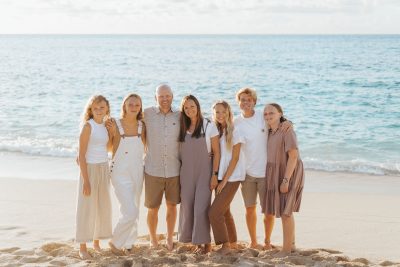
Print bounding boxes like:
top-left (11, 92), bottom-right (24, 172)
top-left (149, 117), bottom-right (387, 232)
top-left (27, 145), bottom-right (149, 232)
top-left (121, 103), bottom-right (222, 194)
top-left (120, 93), bottom-right (143, 121)
top-left (212, 100), bottom-right (234, 150)
top-left (80, 95), bottom-right (110, 128)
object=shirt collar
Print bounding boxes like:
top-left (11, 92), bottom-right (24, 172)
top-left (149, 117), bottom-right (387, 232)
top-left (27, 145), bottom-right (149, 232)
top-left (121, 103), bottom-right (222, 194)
top-left (155, 106), bottom-right (177, 114)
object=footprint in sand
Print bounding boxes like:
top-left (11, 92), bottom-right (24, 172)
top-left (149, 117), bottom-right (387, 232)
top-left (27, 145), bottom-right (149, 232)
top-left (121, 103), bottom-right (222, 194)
top-left (16, 231), bottom-right (27, 237)
top-left (13, 249), bottom-right (35, 256)
top-left (0, 247), bottom-right (20, 253)
top-left (18, 255), bottom-right (50, 264)
top-left (320, 248), bottom-right (342, 254)
top-left (352, 258), bottom-right (370, 265)
top-left (0, 226), bottom-right (21, 231)
top-left (298, 249), bottom-right (319, 256)
top-left (242, 248), bottom-right (260, 257)
top-left (379, 260), bottom-right (399, 266)
top-left (286, 255), bottom-right (313, 265)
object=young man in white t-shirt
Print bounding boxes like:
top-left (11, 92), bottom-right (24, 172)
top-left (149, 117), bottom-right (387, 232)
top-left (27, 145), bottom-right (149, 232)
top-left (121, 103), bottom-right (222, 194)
top-left (234, 87), bottom-right (275, 249)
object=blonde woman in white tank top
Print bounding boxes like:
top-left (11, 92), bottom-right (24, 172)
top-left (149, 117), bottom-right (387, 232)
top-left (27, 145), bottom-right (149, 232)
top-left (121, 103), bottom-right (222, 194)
top-left (106, 94), bottom-right (146, 255)
top-left (76, 95), bottom-right (113, 260)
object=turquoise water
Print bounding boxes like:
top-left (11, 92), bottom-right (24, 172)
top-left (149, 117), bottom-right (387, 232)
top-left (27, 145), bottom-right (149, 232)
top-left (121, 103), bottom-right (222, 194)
top-left (0, 35), bottom-right (399, 175)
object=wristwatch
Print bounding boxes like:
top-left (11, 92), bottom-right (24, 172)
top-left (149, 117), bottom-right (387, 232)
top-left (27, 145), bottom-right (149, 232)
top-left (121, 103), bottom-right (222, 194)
top-left (213, 171), bottom-right (219, 176)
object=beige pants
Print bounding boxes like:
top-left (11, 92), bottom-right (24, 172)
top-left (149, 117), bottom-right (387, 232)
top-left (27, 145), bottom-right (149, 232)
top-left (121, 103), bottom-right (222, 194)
top-left (75, 162), bottom-right (112, 243)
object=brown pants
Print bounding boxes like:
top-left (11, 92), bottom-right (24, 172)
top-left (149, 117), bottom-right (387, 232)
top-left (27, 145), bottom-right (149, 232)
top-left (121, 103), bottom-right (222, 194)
top-left (209, 181), bottom-right (240, 245)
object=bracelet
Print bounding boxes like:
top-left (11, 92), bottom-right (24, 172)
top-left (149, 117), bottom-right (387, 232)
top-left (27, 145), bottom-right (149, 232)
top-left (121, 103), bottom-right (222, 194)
top-left (282, 177), bottom-right (289, 184)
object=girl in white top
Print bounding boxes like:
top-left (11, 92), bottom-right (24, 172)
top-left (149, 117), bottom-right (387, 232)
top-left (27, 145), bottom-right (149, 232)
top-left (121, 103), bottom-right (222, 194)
top-left (209, 100), bottom-right (246, 254)
top-left (106, 93), bottom-right (146, 256)
top-left (76, 95), bottom-right (113, 260)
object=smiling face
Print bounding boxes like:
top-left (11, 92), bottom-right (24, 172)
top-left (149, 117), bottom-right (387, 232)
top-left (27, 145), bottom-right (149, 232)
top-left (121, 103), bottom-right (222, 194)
top-left (183, 99), bottom-right (198, 120)
top-left (213, 103), bottom-right (227, 125)
top-left (238, 93), bottom-right (256, 115)
top-left (124, 96), bottom-right (141, 118)
top-left (91, 100), bottom-right (109, 122)
top-left (156, 85), bottom-right (173, 111)
top-left (264, 104), bottom-right (282, 128)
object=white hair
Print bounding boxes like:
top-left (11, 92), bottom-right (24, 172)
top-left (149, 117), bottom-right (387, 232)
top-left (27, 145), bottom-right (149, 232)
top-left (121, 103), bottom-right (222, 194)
top-left (155, 84), bottom-right (173, 96)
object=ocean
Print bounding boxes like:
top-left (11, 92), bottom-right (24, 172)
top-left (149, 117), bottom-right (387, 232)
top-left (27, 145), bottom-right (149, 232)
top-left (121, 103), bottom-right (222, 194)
top-left (0, 35), bottom-right (399, 176)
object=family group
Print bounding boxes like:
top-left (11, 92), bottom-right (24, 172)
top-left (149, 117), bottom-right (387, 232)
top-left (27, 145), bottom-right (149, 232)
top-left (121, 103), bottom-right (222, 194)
top-left (75, 84), bottom-right (305, 260)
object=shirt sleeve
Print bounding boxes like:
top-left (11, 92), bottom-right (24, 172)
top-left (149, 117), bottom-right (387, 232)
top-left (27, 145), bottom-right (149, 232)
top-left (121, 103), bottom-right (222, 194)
top-left (232, 128), bottom-right (245, 145)
top-left (284, 128), bottom-right (298, 152)
top-left (208, 120), bottom-right (219, 138)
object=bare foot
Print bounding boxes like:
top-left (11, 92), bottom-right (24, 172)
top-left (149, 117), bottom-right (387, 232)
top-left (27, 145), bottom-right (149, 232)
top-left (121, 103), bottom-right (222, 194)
top-left (93, 240), bottom-right (101, 252)
top-left (108, 242), bottom-right (125, 256)
top-left (79, 250), bottom-right (92, 260)
top-left (166, 238), bottom-right (174, 251)
top-left (263, 241), bottom-right (276, 250)
top-left (204, 244), bottom-right (212, 254)
top-left (150, 239), bottom-right (159, 248)
top-left (194, 245), bottom-right (203, 254)
top-left (263, 244), bottom-right (272, 250)
top-left (230, 242), bottom-right (238, 250)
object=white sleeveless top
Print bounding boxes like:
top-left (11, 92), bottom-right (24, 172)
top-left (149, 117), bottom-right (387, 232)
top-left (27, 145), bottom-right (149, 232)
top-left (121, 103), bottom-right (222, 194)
top-left (85, 119), bottom-right (109, 164)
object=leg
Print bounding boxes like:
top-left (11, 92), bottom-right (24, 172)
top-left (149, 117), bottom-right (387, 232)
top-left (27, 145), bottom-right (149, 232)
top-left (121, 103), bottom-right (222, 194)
top-left (111, 179), bottom-right (138, 249)
top-left (93, 163), bottom-right (112, 243)
top-left (147, 207), bottom-right (160, 247)
top-left (191, 176), bottom-right (212, 245)
top-left (209, 182), bottom-right (239, 249)
top-left (241, 175), bottom-right (261, 248)
top-left (166, 202), bottom-right (177, 251)
top-left (245, 205), bottom-right (260, 248)
top-left (281, 215), bottom-right (295, 253)
top-left (144, 173), bottom-right (165, 247)
top-left (165, 176), bottom-right (180, 250)
top-left (256, 177), bottom-right (273, 249)
top-left (263, 214), bottom-right (275, 249)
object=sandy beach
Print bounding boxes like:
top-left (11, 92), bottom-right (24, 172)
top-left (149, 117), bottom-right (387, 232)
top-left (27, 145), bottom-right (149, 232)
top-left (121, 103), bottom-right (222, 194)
top-left (0, 153), bottom-right (399, 266)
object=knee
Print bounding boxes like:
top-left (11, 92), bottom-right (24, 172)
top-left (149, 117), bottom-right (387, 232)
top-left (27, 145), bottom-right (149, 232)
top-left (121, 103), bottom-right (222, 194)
top-left (147, 207), bottom-right (159, 216)
top-left (246, 206), bottom-right (256, 215)
top-left (208, 209), bottom-right (216, 222)
top-left (224, 211), bottom-right (233, 221)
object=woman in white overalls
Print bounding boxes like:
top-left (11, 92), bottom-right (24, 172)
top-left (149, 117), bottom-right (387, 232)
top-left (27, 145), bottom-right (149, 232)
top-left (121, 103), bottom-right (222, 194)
top-left (106, 93), bottom-right (146, 255)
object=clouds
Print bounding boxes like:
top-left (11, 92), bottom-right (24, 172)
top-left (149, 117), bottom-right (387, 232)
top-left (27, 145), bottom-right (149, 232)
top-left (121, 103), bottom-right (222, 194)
top-left (0, 0), bottom-right (399, 33)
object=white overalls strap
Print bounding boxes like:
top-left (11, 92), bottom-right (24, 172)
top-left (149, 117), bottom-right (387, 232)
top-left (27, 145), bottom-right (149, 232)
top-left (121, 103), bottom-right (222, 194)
top-left (116, 119), bottom-right (125, 137)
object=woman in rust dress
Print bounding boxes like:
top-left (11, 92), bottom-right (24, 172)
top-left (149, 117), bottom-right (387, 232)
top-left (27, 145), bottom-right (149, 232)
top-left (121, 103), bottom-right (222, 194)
top-left (263, 103), bottom-right (304, 256)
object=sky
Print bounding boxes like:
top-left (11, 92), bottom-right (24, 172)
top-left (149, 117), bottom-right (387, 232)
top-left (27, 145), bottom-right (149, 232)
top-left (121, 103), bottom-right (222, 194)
top-left (0, 0), bottom-right (399, 34)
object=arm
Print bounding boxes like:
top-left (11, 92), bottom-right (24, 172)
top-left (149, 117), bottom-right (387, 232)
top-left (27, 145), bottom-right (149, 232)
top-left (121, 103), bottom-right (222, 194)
top-left (105, 118), bottom-right (116, 152)
top-left (141, 122), bottom-right (147, 149)
top-left (79, 123), bottom-right (91, 196)
top-left (216, 143), bottom-right (241, 194)
top-left (210, 135), bottom-right (220, 191)
top-left (280, 149), bottom-right (298, 193)
top-left (280, 120), bottom-right (293, 133)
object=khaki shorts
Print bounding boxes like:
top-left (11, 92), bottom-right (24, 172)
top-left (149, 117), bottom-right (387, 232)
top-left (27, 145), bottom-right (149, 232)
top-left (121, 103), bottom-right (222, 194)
top-left (144, 173), bottom-right (180, 208)
top-left (241, 174), bottom-right (266, 208)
